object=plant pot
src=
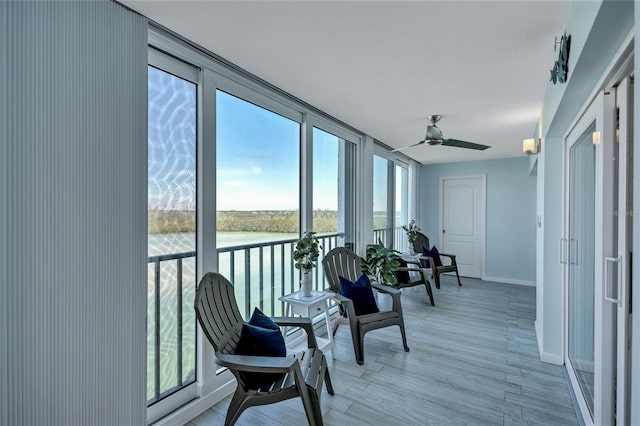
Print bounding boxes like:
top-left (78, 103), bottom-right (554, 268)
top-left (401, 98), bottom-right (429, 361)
top-left (300, 271), bottom-right (313, 297)
top-left (376, 290), bottom-right (393, 311)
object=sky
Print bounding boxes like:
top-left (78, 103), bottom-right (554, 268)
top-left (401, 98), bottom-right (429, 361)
top-left (148, 65), bottom-right (400, 213)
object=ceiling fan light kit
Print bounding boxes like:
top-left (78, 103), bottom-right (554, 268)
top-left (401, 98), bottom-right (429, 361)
top-left (390, 115), bottom-right (491, 153)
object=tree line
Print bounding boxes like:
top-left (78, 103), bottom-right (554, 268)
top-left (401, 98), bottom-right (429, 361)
top-left (149, 209), bottom-right (339, 234)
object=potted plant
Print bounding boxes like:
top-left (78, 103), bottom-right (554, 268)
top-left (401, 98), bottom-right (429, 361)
top-left (402, 219), bottom-right (420, 252)
top-left (293, 231), bottom-right (322, 296)
top-left (360, 245), bottom-right (402, 287)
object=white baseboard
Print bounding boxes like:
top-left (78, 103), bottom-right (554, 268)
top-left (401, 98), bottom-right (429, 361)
top-left (534, 319), bottom-right (564, 365)
top-left (151, 379), bottom-right (236, 426)
top-left (482, 275), bottom-right (536, 287)
top-left (540, 351), bottom-right (564, 365)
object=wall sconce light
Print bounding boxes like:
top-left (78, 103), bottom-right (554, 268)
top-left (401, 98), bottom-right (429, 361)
top-left (592, 131), bottom-right (600, 145)
top-left (523, 138), bottom-right (539, 155)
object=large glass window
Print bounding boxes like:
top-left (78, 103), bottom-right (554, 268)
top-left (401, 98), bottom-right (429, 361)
top-left (147, 65), bottom-right (197, 404)
top-left (216, 90), bottom-right (300, 317)
top-left (312, 128), bottom-right (357, 244)
top-left (373, 154), bottom-right (392, 246)
top-left (312, 127), bottom-right (357, 285)
top-left (395, 164), bottom-right (409, 251)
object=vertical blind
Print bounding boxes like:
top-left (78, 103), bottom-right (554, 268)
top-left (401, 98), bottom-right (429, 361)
top-left (1, 1), bottom-right (147, 424)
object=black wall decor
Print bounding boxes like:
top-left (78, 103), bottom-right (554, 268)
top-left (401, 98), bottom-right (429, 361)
top-left (550, 34), bottom-right (571, 84)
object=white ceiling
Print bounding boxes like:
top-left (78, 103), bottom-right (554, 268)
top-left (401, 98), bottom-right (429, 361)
top-left (122, 0), bottom-right (569, 165)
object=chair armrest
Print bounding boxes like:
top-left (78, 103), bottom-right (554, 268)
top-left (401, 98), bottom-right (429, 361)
top-left (271, 316), bottom-right (311, 327)
top-left (398, 266), bottom-right (432, 281)
top-left (329, 292), bottom-right (352, 304)
top-left (437, 253), bottom-right (457, 266)
top-left (371, 283), bottom-right (403, 313)
top-left (403, 259), bottom-right (422, 267)
top-left (329, 293), bottom-right (357, 320)
top-left (438, 253), bottom-right (456, 259)
top-left (371, 282), bottom-right (400, 295)
top-left (397, 266), bottom-right (422, 273)
top-left (271, 316), bottom-right (318, 349)
top-left (216, 353), bottom-right (297, 374)
top-left (417, 255), bottom-right (434, 269)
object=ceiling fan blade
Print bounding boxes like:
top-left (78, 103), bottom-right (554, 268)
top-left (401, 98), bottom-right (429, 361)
top-left (388, 140), bottom-right (425, 153)
top-left (442, 139), bottom-right (491, 151)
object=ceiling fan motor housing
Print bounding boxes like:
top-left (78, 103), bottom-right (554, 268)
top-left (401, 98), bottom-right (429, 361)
top-left (425, 125), bottom-right (443, 141)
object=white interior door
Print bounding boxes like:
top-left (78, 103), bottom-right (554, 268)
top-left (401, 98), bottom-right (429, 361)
top-left (441, 176), bottom-right (485, 278)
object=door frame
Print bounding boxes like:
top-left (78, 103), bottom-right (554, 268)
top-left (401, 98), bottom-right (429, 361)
top-left (562, 89), bottom-right (616, 426)
top-left (612, 74), bottom-right (633, 426)
top-left (439, 174), bottom-right (486, 279)
top-left (147, 48), bottom-right (201, 425)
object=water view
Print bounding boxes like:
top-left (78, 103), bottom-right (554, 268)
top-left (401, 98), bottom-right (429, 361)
top-left (146, 231), bottom-right (340, 402)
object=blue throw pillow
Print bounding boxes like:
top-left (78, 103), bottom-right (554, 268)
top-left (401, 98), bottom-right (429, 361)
top-left (235, 323), bottom-right (286, 357)
top-left (249, 307), bottom-right (279, 330)
top-left (422, 246), bottom-right (443, 268)
top-left (339, 273), bottom-right (379, 316)
top-left (235, 309), bottom-right (286, 391)
top-left (394, 258), bottom-right (410, 284)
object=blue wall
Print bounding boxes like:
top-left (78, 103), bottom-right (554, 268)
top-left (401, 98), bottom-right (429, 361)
top-left (419, 157), bottom-right (536, 283)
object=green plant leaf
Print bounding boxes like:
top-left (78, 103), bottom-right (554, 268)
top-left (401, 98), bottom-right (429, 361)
top-left (292, 231), bottom-right (322, 271)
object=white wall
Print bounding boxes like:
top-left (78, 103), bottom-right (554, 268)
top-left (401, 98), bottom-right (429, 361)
top-left (541, 1), bottom-right (601, 137)
top-left (537, 136), bottom-right (564, 363)
top-left (0, 2), bottom-right (148, 424)
top-left (420, 157), bottom-right (537, 285)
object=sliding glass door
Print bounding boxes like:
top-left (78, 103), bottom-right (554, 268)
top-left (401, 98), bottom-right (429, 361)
top-left (564, 89), bottom-right (625, 425)
top-left (567, 121), bottom-right (596, 417)
top-left (147, 52), bottom-right (199, 422)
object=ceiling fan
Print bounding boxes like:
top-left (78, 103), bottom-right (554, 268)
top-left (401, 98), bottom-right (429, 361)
top-left (390, 115), bottom-right (491, 153)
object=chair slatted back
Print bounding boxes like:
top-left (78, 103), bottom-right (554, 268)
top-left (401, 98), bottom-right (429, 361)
top-left (194, 272), bottom-right (245, 355)
top-left (322, 247), bottom-right (362, 293)
top-left (413, 232), bottom-right (430, 254)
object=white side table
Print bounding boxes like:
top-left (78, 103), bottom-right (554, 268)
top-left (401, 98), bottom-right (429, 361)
top-left (279, 290), bottom-right (335, 359)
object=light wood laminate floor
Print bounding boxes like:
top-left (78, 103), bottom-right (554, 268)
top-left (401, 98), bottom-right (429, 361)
top-left (188, 277), bottom-right (578, 426)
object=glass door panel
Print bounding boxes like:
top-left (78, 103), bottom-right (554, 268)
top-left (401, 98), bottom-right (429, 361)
top-left (373, 155), bottom-right (392, 246)
top-left (312, 127), bottom-right (356, 246)
top-left (215, 90), bottom-right (301, 317)
top-left (147, 65), bottom-right (197, 407)
top-left (395, 164), bottom-right (409, 251)
top-left (612, 76), bottom-right (633, 425)
top-left (312, 127), bottom-right (357, 287)
top-left (567, 122), bottom-right (597, 417)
